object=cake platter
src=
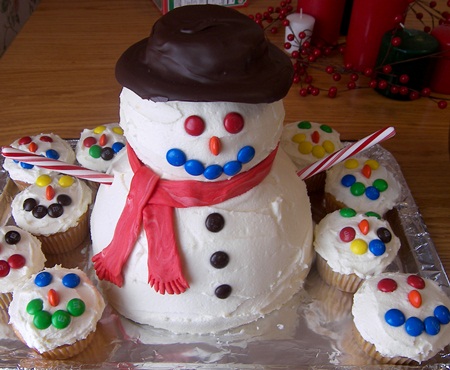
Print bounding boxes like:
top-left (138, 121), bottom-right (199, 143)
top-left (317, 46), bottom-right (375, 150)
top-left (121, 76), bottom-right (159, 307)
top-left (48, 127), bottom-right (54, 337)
top-left (0, 142), bottom-right (449, 369)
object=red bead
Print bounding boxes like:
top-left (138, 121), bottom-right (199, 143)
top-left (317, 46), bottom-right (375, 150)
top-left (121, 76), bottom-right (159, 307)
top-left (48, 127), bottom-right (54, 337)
top-left (299, 88), bottom-right (308, 97)
top-left (333, 73), bottom-right (341, 81)
top-left (350, 73), bottom-right (359, 82)
top-left (344, 62), bottom-right (353, 70)
top-left (8, 254), bottom-right (25, 269)
top-left (302, 41), bottom-right (311, 49)
top-left (399, 86), bottom-right (409, 95)
top-left (429, 1), bottom-right (437, 8)
top-left (184, 115), bottom-right (205, 136)
top-left (394, 14), bottom-right (404, 23)
top-left (391, 37), bottom-right (402, 46)
top-left (347, 81), bottom-right (356, 89)
top-left (369, 79), bottom-right (378, 88)
top-left (313, 48), bottom-right (321, 57)
top-left (270, 27), bottom-right (278, 34)
top-left (421, 88), bottom-right (431, 97)
top-left (18, 136), bottom-right (32, 145)
top-left (438, 100), bottom-right (448, 109)
top-left (407, 275), bottom-right (425, 289)
top-left (223, 112), bottom-right (244, 134)
top-left (378, 278), bottom-right (397, 292)
top-left (282, 19), bottom-right (289, 27)
top-left (284, 42), bottom-right (292, 50)
top-left (308, 55), bottom-right (316, 63)
top-left (382, 65), bottom-right (392, 74)
top-left (390, 85), bottom-right (399, 94)
top-left (328, 87), bottom-right (338, 98)
top-left (399, 74), bottom-right (409, 84)
top-left (291, 50), bottom-right (299, 59)
top-left (298, 31), bottom-right (306, 39)
top-left (287, 34), bottom-right (294, 41)
top-left (409, 91), bottom-right (420, 100)
top-left (325, 66), bottom-right (334, 74)
top-left (0, 260), bottom-right (10, 277)
top-left (311, 87), bottom-right (320, 96)
top-left (416, 12), bottom-right (424, 20)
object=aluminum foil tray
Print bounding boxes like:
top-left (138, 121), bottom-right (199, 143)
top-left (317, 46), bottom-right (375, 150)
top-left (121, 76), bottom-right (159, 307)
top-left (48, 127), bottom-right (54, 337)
top-left (0, 142), bottom-right (449, 369)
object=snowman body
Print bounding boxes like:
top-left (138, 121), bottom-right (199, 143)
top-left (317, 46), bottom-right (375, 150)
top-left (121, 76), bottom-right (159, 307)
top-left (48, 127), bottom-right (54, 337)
top-left (91, 88), bottom-right (313, 334)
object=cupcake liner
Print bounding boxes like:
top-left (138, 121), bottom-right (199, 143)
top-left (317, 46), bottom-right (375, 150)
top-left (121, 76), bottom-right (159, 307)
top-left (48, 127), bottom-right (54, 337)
top-left (353, 324), bottom-right (415, 365)
top-left (0, 292), bottom-right (12, 321)
top-left (315, 254), bottom-right (363, 293)
top-left (304, 172), bottom-right (326, 195)
top-left (12, 180), bottom-right (31, 192)
top-left (324, 192), bottom-right (346, 214)
top-left (37, 211), bottom-right (90, 255)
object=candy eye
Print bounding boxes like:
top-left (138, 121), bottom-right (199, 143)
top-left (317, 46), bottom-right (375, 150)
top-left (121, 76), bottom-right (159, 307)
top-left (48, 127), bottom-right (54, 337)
top-left (184, 116), bottom-right (205, 136)
top-left (224, 112), bottom-right (244, 134)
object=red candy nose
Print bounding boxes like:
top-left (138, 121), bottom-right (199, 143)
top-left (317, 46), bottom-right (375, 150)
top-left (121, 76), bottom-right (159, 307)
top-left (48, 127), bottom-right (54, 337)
top-left (209, 136), bottom-right (221, 156)
top-left (48, 288), bottom-right (60, 307)
top-left (361, 164), bottom-right (372, 178)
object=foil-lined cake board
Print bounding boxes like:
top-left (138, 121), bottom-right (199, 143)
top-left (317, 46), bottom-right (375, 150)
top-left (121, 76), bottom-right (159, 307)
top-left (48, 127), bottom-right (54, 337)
top-left (0, 143), bottom-right (449, 369)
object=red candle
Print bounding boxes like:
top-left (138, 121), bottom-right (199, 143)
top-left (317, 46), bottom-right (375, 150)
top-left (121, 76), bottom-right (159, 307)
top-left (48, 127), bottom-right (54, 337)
top-left (429, 24), bottom-right (450, 95)
top-left (344, 0), bottom-right (409, 71)
top-left (297, 0), bottom-right (346, 45)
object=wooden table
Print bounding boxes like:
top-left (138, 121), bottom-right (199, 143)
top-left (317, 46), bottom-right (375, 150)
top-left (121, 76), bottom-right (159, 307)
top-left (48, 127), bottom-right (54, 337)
top-left (0, 0), bottom-right (449, 277)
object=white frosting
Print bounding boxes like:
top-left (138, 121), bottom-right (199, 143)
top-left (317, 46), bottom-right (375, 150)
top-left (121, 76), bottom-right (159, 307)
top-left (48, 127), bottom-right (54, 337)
top-left (281, 121), bottom-right (343, 169)
top-left (314, 210), bottom-right (401, 279)
top-left (0, 226), bottom-right (46, 294)
top-left (76, 123), bottom-right (126, 172)
top-left (11, 175), bottom-right (92, 236)
top-left (91, 148), bottom-right (313, 334)
top-left (325, 156), bottom-right (402, 215)
top-left (119, 87), bottom-right (284, 180)
top-left (2, 133), bottom-right (76, 185)
top-left (8, 265), bottom-right (105, 353)
top-left (352, 272), bottom-right (450, 363)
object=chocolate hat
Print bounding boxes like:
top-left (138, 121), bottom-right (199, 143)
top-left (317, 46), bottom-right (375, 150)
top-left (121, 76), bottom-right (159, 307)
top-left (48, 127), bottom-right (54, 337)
top-left (115, 5), bottom-right (294, 103)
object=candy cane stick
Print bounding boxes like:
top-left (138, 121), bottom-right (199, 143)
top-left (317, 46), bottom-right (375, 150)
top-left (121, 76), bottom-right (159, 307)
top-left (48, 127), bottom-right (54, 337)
top-left (1, 146), bottom-right (114, 185)
top-left (297, 126), bottom-right (396, 180)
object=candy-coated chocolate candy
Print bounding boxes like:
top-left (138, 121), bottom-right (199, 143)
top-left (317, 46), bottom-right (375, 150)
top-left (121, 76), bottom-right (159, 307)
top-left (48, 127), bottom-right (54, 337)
top-left (298, 121), bottom-right (311, 129)
top-left (32, 205), bottom-right (48, 219)
top-left (365, 211), bottom-right (381, 219)
top-left (434, 305), bottom-right (450, 324)
top-left (23, 198), bottom-right (37, 212)
top-left (377, 227), bottom-right (392, 243)
top-left (48, 288), bottom-right (60, 307)
top-left (93, 125), bottom-right (106, 134)
top-left (223, 112), bottom-right (244, 134)
top-left (33, 310), bottom-right (52, 330)
top-left (26, 298), bottom-right (43, 315)
top-left (340, 208), bottom-right (357, 218)
top-left (28, 142), bottom-right (38, 153)
top-left (341, 174), bottom-right (356, 187)
top-left (48, 203), bottom-right (64, 218)
top-left (101, 147), bottom-right (115, 161)
top-left (215, 284), bottom-right (232, 299)
top-left (39, 135), bottom-right (53, 143)
top-left (298, 141), bottom-right (313, 154)
top-left (210, 251), bottom-right (230, 269)
top-left (361, 164), bottom-right (372, 179)
top-left (5, 230), bottom-right (21, 244)
top-left (62, 273), bottom-right (81, 288)
top-left (185, 159), bottom-right (204, 176)
top-left (311, 130), bottom-right (320, 144)
top-left (8, 254), bottom-right (26, 269)
top-left (18, 136), bottom-right (32, 145)
top-left (184, 115), bottom-right (205, 136)
top-left (35, 271), bottom-right (52, 287)
top-left (67, 298), bottom-right (85, 317)
top-left (112, 142), bottom-right (125, 153)
top-left (408, 290), bottom-right (422, 308)
top-left (205, 213), bottom-right (225, 233)
top-left (83, 136), bottom-right (97, 148)
top-left (292, 133), bottom-right (306, 143)
top-left (0, 260), bottom-right (10, 277)
top-left (378, 278), bottom-right (397, 292)
top-left (52, 310), bottom-right (71, 329)
top-left (369, 239), bottom-right (386, 256)
top-left (237, 146), bottom-right (255, 164)
top-left (20, 162), bottom-right (34, 169)
top-left (58, 175), bottom-right (74, 188)
top-left (365, 186), bottom-right (380, 200)
top-left (350, 182), bottom-right (365, 196)
top-left (350, 239), bottom-right (368, 255)
top-left (373, 178), bottom-right (388, 192)
top-left (312, 145), bottom-right (326, 158)
top-left (339, 226), bottom-right (356, 242)
top-left (57, 194), bottom-right (72, 206)
top-left (166, 148), bottom-right (186, 167)
top-left (36, 175), bottom-right (52, 187)
top-left (407, 275), bottom-right (425, 290)
top-left (424, 316), bottom-right (441, 335)
top-left (344, 158), bottom-right (359, 169)
top-left (358, 219), bottom-right (369, 235)
top-left (46, 185), bottom-right (55, 201)
top-left (385, 308), bottom-right (405, 327)
top-left (365, 159), bottom-right (379, 170)
top-left (223, 161), bottom-right (242, 176)
top-left (320, 124), bottom-right (332, 133)
top-left (45, 149), bottom-right (60, 160)
top-left (322, 140), bottom-right (335, 153)
top-left (112, 126), bottom-right (124, 135)
top-left (99, 133), bottom-right (107, 147)
top-left (405, 316), bottom-right (424, 336)
top-left (89, 145), bottom-right (102, 159)
top-left (204, 165), bottom-right (223, 180)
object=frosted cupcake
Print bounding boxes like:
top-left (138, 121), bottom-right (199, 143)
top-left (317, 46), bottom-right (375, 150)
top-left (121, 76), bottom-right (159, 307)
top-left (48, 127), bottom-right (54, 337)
top-left (352, 272), bottom-right (450, 364)
top-left (324, 156), bottom-right (402, 216)
top-left (281, 121), bottom-right (343, 193)
top-left (0, 226), bottom-right (46, 314)
top-left (75, 123), bottom-right (126, 173)
top-left (11, 174), bottom-right (92, 254)
top-left (2, 133), bottom-right (76, 190)
top-left (314, 208), bottom-right (401, 293)
top-left (8, 265), bottom-right (105, 360)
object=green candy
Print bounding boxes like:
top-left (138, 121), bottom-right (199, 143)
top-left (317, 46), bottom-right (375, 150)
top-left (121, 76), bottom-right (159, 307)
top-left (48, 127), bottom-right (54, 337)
top-left (89, 145), bottom-right (102, 159)
top-left (67, 298), bottom-right (85, 317)
top-left (373, 178), bottom-right (388, 192)
top-left (26, 299), bottom-right (43, 315)
top-left (350, 182), bottom-right (366, 196)
top-left (339, 208), bottom-right (357, 218)
top-left (297, 121), bottom-right (311, 130)
top-left (33, 310), bottom-right (52, 330)
top-left (319, 124), bottom-right (332, 133)
top-left (365, 211), bottom-right (381, 219)
top-left (52, 310), bottom-right (71, 329)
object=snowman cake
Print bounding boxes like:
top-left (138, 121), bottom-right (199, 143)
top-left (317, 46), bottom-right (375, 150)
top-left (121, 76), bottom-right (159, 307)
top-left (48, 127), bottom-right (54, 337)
top-left (90, 5), bottom-right (314, 334)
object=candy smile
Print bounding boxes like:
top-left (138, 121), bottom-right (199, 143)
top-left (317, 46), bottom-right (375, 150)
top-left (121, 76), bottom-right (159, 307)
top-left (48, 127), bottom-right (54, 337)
top-left (166, 145), bottom-right (255, 180)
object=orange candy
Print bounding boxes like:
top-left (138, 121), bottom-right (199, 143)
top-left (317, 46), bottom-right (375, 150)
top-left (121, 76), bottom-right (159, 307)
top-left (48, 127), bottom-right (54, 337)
top-left (361, 164), bottom-right (372, 178)
top-left (46, 185), bottom-right (55, 201)
top-left (358, 219), bottom-right (370, 235)
top-left (28, 142), bottom-right (38, 153)
top-left (48, 289), bottom-right (60, 307)
top-left (408, 289), bottom-right (422, 308)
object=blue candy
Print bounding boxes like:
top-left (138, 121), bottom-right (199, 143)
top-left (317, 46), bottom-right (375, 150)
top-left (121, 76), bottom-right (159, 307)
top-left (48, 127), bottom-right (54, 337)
top-left (62, 273), bottom-right (81, 288)
top-left (34, 272), bottom-right (52, 287)
top-left (166, 148), bottom-right (186, 167)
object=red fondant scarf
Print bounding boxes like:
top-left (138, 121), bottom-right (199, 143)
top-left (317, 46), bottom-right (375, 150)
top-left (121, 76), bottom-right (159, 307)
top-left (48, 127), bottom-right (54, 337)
top-left (92, 144), bottom-right (278, 295)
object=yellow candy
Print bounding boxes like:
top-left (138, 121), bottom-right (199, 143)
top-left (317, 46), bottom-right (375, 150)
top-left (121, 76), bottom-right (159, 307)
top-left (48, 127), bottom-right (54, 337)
top-left (112, 126), bottom-right (124, 135)
top-left (93, 125), bottom-right (106, 134)
top-left (292, 133), bottom-right (306, 143)
top-left (365, 159), bottom-right (379, 170)
top-left (36, 175), bottom-right (52, 187)
top-left (344, 158), bottom-right (359, 169)
top-left (350, 239), bottom-right (368, 255)
top-left (58, 175), bottom-right (74, 188)
top-left (298, 141), bottom-right (313, 154)
top-left (322, 140), bottom-right (335, 153)
top-left (312, 145), bottom-right (326, 158)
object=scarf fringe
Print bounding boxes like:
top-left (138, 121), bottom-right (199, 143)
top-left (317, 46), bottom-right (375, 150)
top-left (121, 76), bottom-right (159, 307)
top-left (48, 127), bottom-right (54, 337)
top-left (149, 276), bottom-right (190, 295)
top-left (92, 253), bottom-right (125, 287)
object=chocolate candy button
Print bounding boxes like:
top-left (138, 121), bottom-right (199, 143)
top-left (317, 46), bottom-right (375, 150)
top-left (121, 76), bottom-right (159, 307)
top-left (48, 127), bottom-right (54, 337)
top-left (205, 213), bottom-right (225, 233)
top-left (210, 251), bottom-right (229, 269)
top-left (215, 284), bottom-right (232, 299)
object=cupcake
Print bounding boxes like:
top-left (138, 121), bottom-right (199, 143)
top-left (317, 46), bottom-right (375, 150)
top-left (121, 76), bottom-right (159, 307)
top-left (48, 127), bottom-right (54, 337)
top-left (2, 133), bottom-right (76, 190)
top-left (324, 156), bottom-right (402, 216)
top-left (8, 265), bottom-right (105, 360)
top-left (11, 174), bottom-right (92, 255)
top-left (0, 226), bottom-right (46, 315)
top-left (75, 123), bottom-right (126, 173)
top-left (314, 208), bottom-right (401, 293)
top-left (281, 121), bottom-right (343, 193)
top-left (352, 272), bottom-right (450, 364)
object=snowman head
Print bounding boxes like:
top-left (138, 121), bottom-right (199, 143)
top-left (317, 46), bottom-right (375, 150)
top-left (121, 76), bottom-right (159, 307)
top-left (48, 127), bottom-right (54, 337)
top-left (120, 87), bottom-right (284, 181)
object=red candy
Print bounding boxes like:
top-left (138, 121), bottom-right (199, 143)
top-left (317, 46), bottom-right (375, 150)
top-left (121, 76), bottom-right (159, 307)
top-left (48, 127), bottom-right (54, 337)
top-left (377, 278), bottom-right (398, 292)
top-left (0, 260), bottom-right (10, 277)
top-left (18, 136), bottom-right (32, 145)
top-left (407, 275), bottom-right (425, 289)
top-left (46, 185), bottom-right (55, 201)
top-left (83, 136), bottom-right (97, 148)
top-left (48, 289), bottom-right (60, 307)
top-left (8, 254), bottom-right (25, 269)
top-left (311, 130), bottom-right (320, 144)
top-left (339, 227), bottom-right (356, 242)
top-left (361, 164), bottom-right (372, 179)
top-left (39, 135), bottom-right (53, 142)
top-left (99, 133), bottom-right (107, 147)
